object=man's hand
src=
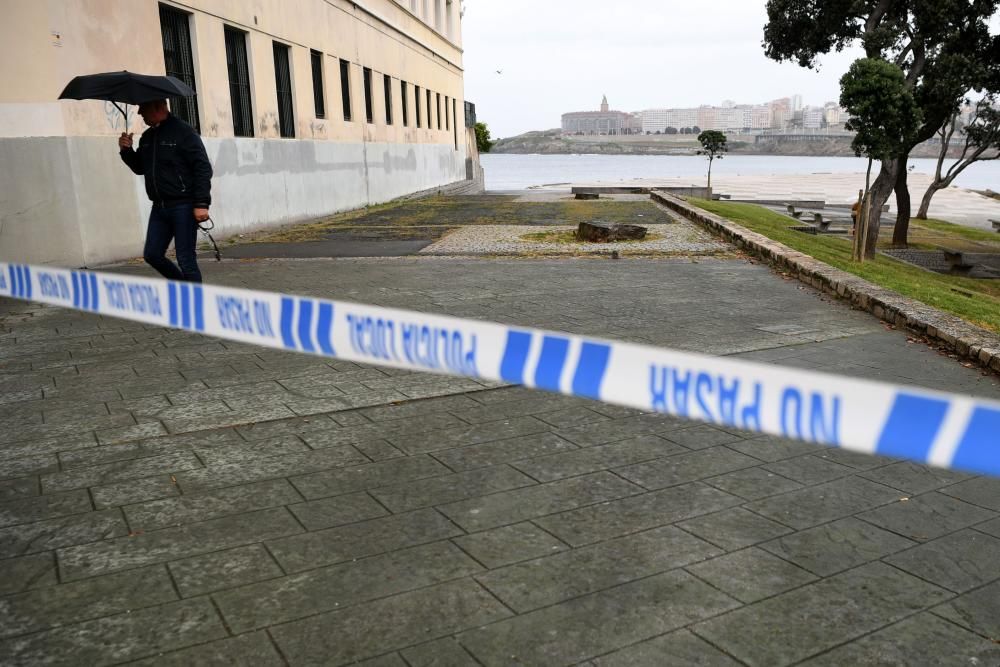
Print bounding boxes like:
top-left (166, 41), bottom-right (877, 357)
top-left (193, 208), bottom-right (210, 223)
top-left (118, 132), bottom-right (133, 150)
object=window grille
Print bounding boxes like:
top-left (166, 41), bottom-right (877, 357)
top-left (159, 5), bottom-right (200, 131)
top-left (363, 67), bottom-right (374, 124)
top-left (224, 26), bottom-right (253, 137)
top-left (401, 81), bottom-right (409, 127)
top-left (383, 74), bottom-right (393, 125)
top-left (339, 59), bottom-right (352, 121)
top-left (273, 42), bottom-right (294, 137)
top-left (310, 50), bottom-right (325, 118)
top-left (415, 85), bottom-right (422, 127)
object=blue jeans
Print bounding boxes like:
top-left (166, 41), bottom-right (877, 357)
top-left (143, 204), bottom-right (202, 283)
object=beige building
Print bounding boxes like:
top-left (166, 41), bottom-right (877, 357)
top-left (0, 0), bottom-right (480, 267)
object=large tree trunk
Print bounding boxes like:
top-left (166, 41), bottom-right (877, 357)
top-left (891, 166), bottom-right (911, 247)
top-left (916, 184), bottom-right (942, 219)
top-left (863, 160), bottom-right (898, 258)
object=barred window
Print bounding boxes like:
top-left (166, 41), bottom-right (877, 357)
top-left (159, 4), bottom-right (200, 131)
top-left (401, 81), bottom-right (409, 127)
top-left (273, 42), bottom-right (294, 137)
top-left (363, 67), bottom-right (374, 124)
top-left (310, 50), bottom-right (325, 118)
top-left (224, 26), bottom-right (253, 137)
top-left (436, 92), bottom-right (442, 130)
top-left (426, 89), bottom-right (432, 129)
top-left (383, 74), bottom-right (393, 125)
top-left (339, 59), bottom-right (352, 121)
top-left (415, 85), bottom-right (422, 127)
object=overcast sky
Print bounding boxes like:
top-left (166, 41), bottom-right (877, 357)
top-left (461, 1), bottom-right (867, 138)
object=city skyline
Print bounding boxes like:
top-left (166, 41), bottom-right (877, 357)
top-left (560, 93), bottom-right (848, 136)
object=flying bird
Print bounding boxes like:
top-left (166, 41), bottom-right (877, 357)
top-left (495, 69), bottom-right (503, 75)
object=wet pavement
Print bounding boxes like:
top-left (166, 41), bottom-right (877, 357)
top-left (2, 195), bottom-right (1000, 665)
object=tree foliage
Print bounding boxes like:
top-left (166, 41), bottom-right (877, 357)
top-left (763, 0), bottom-right (1000, 255)
top-left (474, 122), bottom-right (495, 153)
top-left (840, 58), bottom-right (922, 162)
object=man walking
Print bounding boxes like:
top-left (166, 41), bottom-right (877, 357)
top-left (118, 99), bottom-right (212, 283)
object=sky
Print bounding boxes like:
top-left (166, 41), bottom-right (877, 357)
top-left (460, 0), bottom-right (867, 138)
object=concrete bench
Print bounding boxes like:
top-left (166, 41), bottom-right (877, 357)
top-left (812, 212), bottom-right (831, 231)
top-left (991, 219), bottom-right (999, 232)
top-left (943, 249), bottom-right (974, 276)
top-left (786, 205), bottom-right (803, 219)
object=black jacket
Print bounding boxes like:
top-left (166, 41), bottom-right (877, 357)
top-left (120, 114), bottom-right (212, 208)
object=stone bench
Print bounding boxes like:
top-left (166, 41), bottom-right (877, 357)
top-left (991, 219), bottom-right (999, 232)
top-left (942, 249), bottom-right (975, 276)
top-left (812, 212), bottom-right (831, 232)
top-left (786, 205), bottom-right (803, 219)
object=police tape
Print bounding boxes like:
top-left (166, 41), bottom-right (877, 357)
top-left (2, 261), bottom-right (998, 476)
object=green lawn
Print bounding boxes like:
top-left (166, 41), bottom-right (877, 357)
top-left (689, 198), bottom-right (1000, 332)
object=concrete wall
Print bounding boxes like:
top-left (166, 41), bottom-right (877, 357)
top-left (0, 0), bottom-right (474, 267)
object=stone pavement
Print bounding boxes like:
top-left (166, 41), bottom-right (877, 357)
top-left (2, 255), bottom-right (1000, 666)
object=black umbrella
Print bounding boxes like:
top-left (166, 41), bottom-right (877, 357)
top-left (58, 71), bottom-right (195, 125)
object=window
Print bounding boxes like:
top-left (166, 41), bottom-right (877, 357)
top-left (363, 67), bottom-right (374, 124)
top-left (445, 95), bottom-right (449, 130)
top-left (310, 50), bottom-right (325, 118)
top-left (339, 59), bottom-right (352, 121)
top-left (159, 5), bottom-right (200, 131)
top-left (401, 81), bottom-right (409, 127)
top-left (415, 85), bottom-right (422, 127)
top-left (426, 89), bottom-right (432, 129)
top-left (224, 26), bottom-right (253, 137)
top-left (383, 74), bottom-right (393, 125)
top-left (452, 98), bottom-right (458, 149)
top-left (436, 92), bottom-right (442, 130)
top-left (272, 42), bottom-right (294, 137)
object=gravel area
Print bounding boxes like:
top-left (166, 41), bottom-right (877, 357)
top-left (419, 223), bottom-right (731, 255)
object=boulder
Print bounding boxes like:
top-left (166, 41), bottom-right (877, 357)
top-left (576, 221), bottom-right (647, 242)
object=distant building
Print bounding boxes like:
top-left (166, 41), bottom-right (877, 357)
top-left (802, 106), bottom-right (825, 129)
top-left (770, 97), bottom-right (792, 129)
top-left (561, 95), bottom-right (639, 135)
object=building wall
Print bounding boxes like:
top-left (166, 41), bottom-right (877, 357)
top-left (0, 0), bottom-right (474, 267)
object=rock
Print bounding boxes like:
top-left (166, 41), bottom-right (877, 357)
top-left (576, 221), bottom-right (647, 242)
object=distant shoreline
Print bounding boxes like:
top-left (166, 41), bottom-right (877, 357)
top-left (490, 129), bottom-right (955, 159)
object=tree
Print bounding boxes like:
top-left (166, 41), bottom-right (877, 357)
top-left (917, 97), bottom-right (1000, 218)
top-left (474, 122), bottom-right (495, 153)
top-left (764, 0), bottom-right (1000, 257)
top-left (697, 130), bottom-right (728, 190)
top-left (665, 126), bottom-right (678, 135)
top-left (692, 125), bottom-right (702, 133)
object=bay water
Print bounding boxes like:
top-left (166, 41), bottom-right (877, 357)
top-left (481, 153), bottom-right (999, 192)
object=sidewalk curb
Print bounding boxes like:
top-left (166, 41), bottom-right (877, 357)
top-left (652, 190), bottom-right (1000, 374)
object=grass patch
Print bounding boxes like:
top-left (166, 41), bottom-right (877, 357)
top-left (689, 198), bottom-right (1000, 332)
top-left (911, 218), bottom-right (1000, 245)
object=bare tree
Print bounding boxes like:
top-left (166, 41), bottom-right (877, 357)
top-left (916, 98), bottom-right (1000, 219)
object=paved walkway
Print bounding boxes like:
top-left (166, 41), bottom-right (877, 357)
top-left (2, 246), bottom-right (1000, 663)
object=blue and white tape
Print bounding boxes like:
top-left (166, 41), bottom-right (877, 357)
top-left (2, 262), bottom-right (998, 476)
